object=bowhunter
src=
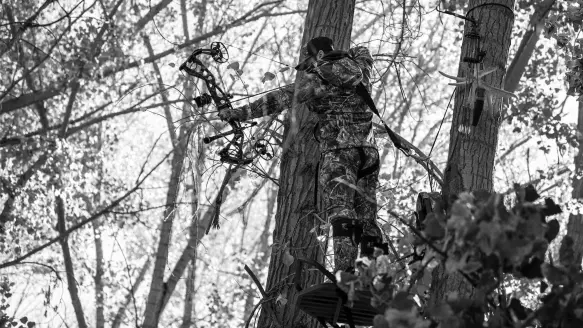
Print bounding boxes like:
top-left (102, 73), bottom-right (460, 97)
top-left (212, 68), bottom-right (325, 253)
top-left (218, 36), bottom-right (386, 271)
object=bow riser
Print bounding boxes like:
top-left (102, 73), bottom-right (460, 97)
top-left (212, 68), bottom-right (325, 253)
top-left (179, 42), bottom-right (255, 166)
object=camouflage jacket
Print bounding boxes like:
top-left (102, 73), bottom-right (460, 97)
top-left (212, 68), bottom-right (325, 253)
top-left (222, 46), bottom-right (375, 152)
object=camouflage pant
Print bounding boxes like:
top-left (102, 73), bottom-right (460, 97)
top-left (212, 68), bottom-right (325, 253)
top-left (319, 147), bottom-right (382, 270)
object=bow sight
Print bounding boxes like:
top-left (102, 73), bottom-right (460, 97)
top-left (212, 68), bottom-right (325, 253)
top-left (179, 42), bottom-right (272, 166)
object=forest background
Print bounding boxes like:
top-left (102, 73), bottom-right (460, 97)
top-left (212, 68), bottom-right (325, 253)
top-left (0, 0), bottom-right (582, 327)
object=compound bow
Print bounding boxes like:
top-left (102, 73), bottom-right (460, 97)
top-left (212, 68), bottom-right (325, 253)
top-left (179, 42), bottom-right (270, 165)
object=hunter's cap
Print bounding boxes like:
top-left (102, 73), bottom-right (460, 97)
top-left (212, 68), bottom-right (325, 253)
top-left (295, 36), bottom-right (335, 71)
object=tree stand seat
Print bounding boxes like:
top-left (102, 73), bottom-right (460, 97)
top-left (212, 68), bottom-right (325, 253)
top-left (294, 257), bottom-right (380, 328)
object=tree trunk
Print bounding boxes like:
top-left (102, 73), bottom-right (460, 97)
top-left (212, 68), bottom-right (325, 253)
top-left (56, 196), bottom-right (89, 328)
top-left (181, 134), bottom-right (205, 328)
top-left (504, 0), bottom-right (556, 92)
top-left (142, 47), bottom-right (192, 328)
top-left (92, 124), bottom-right (105, 328)
top-left (92, 220), bottom-right (105, 328)
top-left (430, 0), bottom-right (515, 305)
top-left (181, 257), bottom-right (197, 328)
top-left (257, 1), bottom-right (356, 327)
top-left (566, 101), bottom-right (583, 258)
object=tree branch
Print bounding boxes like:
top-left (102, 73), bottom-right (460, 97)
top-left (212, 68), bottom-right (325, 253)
top-left (0, 150), bottom-right (172, 269)
top-left (56, 196), bottom-right (88, 328)
top-left (101, 4), bottom-right (293, 79)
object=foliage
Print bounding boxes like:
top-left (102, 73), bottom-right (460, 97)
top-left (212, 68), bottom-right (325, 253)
top-left (0, 277), bottom-right (35, 328)
top-left (545, 1), bottom-right (583, 98)
top-left (0, 0), bottom-right (580, 327)
top-left (335, 185), bottom-right (582, 328)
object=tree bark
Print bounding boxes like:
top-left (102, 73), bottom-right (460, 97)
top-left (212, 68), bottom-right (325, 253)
top-left (566, 101), bottom-right (583, 258)
top-left (90, 123), bottom-right (105, 328)
top-left (257, 1), bottom-right (356, 327)
top-left (430, 0), bottom-right (515, 305)
top-left (181, 257), bottom-right (196, 328)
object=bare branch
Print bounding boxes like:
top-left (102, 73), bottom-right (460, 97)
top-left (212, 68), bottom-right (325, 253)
top-left (111, 257), bottom-right (152, 328)
top-left (0, 0), bottom-right (56, 58)
top-left (0, 150), bottom-right (172, 269)
top-left (101, 4), bottom-right (294, 79)
top-left (134, 0), bottom-right (174, 33)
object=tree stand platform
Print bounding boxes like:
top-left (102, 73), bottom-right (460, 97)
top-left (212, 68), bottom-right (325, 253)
top-left (294, 257), bottom-right (379, 328)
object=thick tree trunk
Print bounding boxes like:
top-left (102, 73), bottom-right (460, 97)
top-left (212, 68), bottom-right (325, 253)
top-left (566, 102), bottom-right (583, 257)
top-left (257, 1), bottom-right (356, 327)
top-left (430, 0), bottom-right (515, 305)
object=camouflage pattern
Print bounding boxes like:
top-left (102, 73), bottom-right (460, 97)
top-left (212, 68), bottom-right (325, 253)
top-left (319, 147), bottom-right (380, 235)
top-left (220, 46), bottom-right (382, 270)
top-left (334, 236), bottom-right (359, 273)
top-left (320, 147), bottom-right (382, 271)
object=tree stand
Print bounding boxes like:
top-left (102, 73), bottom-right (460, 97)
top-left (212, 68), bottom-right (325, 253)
top-left (294, 257), bottom-right (379, 328)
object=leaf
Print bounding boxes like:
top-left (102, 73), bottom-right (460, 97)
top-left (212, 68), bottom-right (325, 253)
top-left (427, 303), bottom-right (454, 319)
top-left (542, 263), bottom-right (569, 285)
top-left (518, 257), bottom-right (544, 279)
top-left (524, 185), bottom-right (540, 202)
top-left (423, 214), bottom-right (445, 239)
top-left (236, 69), bottom-right (244, 76)
top-left (543, 198), bottom-right (562, 216)
top-left (20, 317), bottom-right (27, 324)
top-left (279, 67), bottom-right (290, 73)
top-left (261, 72), bottom-right (276, 83)
top-left (509, 298), bottom-right (528, 320)
top-left (227, 61), bottom-right (240, 70)
top-left (168, 63), bottom-right (176, 68)
top-left (462, 261), bottom-right (482, 274)
top-left (276, 294), bottom-right (287, 306)
top-left (373, 314), bottom-right (390, 328)
top-left (391, 291), bottom-right (416, 311)
top-left (27, 323), bottom-right (35, 328)
top-left (545, 219), bottom-right (560, 242)
top-left (450, 201), bottom-right (471, 220)
top-left (559, 235), bottom-right (577, 268)
top-left (282, 249), bottom-right (294, 267)
top-left (540, 280), bottom-right (548, 293)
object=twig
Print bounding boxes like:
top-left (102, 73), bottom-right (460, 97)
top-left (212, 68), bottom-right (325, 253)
top-left (0, 150), bottom-right (172, 269)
